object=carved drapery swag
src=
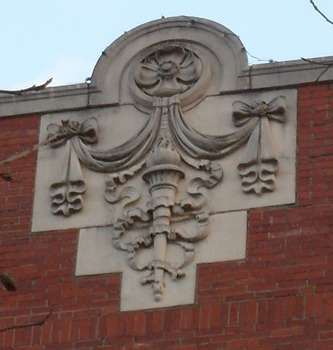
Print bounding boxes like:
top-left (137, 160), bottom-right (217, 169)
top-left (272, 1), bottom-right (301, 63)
top-left (46, 45), bottom-right (287, 301)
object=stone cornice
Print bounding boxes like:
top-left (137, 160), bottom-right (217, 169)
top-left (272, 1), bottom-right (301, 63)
top-left (0, 84), bottom-right (99, 118)
top-left (243, 56), bottom-right (333, 90)
top-left (0, 56), bottom-right (332, 118)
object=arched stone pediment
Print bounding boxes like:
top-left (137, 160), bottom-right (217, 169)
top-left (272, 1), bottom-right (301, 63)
top-left (90, 17), bottom-right (249, 107)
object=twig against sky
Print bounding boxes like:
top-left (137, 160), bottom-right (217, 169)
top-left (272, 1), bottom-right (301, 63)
top-left (301, 57), bottom-right (333, 81)
top-left (310, 0), bottom-right (333, 25)
top-left (0, 78), bottom-right (53, 95)
top-left (245, 48), bottom-right (275, 63)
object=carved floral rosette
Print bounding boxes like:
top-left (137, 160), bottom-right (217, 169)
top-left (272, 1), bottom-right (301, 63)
top-left (46, 43), bottom-right (288, 302)
top-left (135, 46), bottom-right (202, 98)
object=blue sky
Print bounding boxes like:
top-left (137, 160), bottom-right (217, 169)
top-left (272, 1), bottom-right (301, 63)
top-left (0, 0), bottom-right (332, 89)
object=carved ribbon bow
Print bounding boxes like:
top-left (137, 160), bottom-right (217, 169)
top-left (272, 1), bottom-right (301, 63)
top-left (232, 97), bottom-right (286, 126)
top-left (232, 96), bottom-right (287, 195)
top-left (47, 118), bottom-right (98, 148)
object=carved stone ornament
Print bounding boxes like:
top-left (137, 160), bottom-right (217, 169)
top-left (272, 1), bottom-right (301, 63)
top-left (33, 18), bottom-right (297, 309)
top-left (47, 118), bottom-right (98, 216)
top-left (41, 43), bottom-right (289, 302)
top-left (135, 46), bottom-right (202, 97)
top-left (232, 97), bottom-right (287, 194)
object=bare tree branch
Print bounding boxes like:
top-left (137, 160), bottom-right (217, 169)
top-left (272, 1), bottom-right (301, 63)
top-left (301, 57), bottom-right (333, 81)
top-left (310, 0), bottom-right (333, 25)
top-left (244, 47), bottom-right (275, 63)
top-left (0, 78), bottom-right (53, 96)
top-left (0, 310), bottom-right (53, 332)
top-left (0, 131), bottom-right (61, 168)
top-left (301, 57), bottom-right (333, 66)
top-left (0, 125), bottom-right (68, 183)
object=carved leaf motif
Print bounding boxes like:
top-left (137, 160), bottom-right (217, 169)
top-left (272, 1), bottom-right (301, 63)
top-left (105, 177), bottom-right (141, 205)
top-left (111, 208), bottom-right (152, 251)
top-left (177, 51), bottom-right (202, 84)
top-left (171, 212), bottom-right (209, 243)
top-left (114, 213), bottom-right (209, 287)
top-left (177, 158), bottom-right (223, 211)
top-left (105, 183), bottom-right (141, 225)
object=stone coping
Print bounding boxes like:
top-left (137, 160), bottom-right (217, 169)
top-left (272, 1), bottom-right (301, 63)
top-left (1, 56), bottom-right (332, 119)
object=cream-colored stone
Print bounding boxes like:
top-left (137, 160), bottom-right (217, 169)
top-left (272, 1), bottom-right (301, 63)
top-left (188, 89), bottom-right (297, 212)
top-left (76, 211), bottom-right (247, 311)
top-left (31, 17), bottom-right (298, 311)
top-left (196, 211), bottom-right (247, 263)
top-left (90, 17), bottom-right (249, 108)
top-left (32, 89), bottom-right (296, 232)
top-left (32, 105), bottom-right (148, 232)
top-left (75, 227), bottom-right (126, 275)
top-left (246, 56), bottom-right (333, 90)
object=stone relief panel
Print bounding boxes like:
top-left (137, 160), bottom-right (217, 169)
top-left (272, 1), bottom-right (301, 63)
top-left (32, 18), bottom-right (297, 310)
top-left (76, 211), bottom-right (247, 311)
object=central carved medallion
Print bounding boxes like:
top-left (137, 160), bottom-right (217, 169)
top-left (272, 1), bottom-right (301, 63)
top-left (135, 46), bottom-right (202, 97)
top-left (45, 44), bottom-right (288, 302)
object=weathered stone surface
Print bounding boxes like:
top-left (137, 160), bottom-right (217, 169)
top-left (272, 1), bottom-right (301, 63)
top-left (90, 17), bottom-right (249, 107)
top-left (31, 17), bottom-right (297, 310)
top-left (76, 211), bottom-right (247, 311)
top-left (32, 89), bottom-right (296, 232)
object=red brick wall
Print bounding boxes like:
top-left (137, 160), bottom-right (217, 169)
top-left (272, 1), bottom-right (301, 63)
top-left (1, 82), bottom-right (333, 349)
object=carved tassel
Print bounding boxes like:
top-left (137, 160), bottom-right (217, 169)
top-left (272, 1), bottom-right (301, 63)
top-left (49, 142), bottom-right (86, 216)
top-left (238, 117), bottom-right (278, 195)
